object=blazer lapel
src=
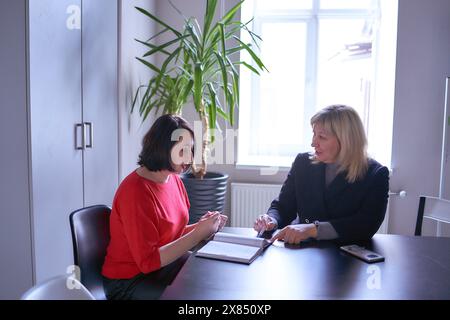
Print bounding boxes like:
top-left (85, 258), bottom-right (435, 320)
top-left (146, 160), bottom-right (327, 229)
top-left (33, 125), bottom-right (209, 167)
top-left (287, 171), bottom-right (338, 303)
top-left (310, 162), bottom-right (325, 194)
top-left (309, 162), bottom-right (328, 221)
top-left (324, 171), bottom-right (350, 202)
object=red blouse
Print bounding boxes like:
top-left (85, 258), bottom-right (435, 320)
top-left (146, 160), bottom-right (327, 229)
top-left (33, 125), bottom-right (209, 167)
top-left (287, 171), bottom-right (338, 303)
top-left (102, 171), bottom-right (190, 279)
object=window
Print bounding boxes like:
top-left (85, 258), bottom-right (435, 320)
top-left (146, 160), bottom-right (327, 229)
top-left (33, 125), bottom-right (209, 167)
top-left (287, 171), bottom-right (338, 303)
top-left (238, 0), bottom-right (398, 169)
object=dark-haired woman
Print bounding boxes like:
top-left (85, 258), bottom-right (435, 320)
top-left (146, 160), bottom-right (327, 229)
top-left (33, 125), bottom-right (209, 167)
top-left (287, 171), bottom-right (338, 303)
top-left (102, 114), bottom-right (227, 300)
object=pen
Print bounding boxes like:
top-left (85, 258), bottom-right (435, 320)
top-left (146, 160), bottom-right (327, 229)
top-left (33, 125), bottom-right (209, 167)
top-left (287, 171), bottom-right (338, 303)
top-left (257, 226), bottom-right (266, 238)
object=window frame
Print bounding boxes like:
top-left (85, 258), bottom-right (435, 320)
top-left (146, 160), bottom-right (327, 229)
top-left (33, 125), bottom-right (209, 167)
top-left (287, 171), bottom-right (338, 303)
top-left (238, 0), bottom-right (382, 168)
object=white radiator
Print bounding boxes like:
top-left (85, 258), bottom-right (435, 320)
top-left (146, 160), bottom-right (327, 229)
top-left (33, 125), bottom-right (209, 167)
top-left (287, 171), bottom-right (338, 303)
top-left (230, 182), bottom-right (392, 232)
top-left (231, 183), bottom-right (282, 227)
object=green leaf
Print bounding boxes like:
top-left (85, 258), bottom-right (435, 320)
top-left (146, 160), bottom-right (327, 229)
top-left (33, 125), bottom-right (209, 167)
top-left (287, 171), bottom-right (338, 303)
top-left (213, 52), bottom-right (231, 109)
top-left (205, 27), bottom-right (221, 50)
top-left (143, 34), bottom-right (190, 57)
top-left (230, 73), bottom-right (239, 126)
top-left (141, 97), bottom-right (160, 121)
top-left (131, 85), bottom-right (148, 114)
top-left (207, 83), bottom-right (217, 130)
top-left (145, 27), bottom-right (170, 43)
top-left (135, 6), bottom-right (181, 37)
top-left (180, 79), bottom-right (194, 105)
top-left (135, 38), bottom-right (171, 56)
top-left (236, 61), bottom-right (260, 75)
top-left (218, 23), bottom-right (234, 110)
top-left (226, 84), bottom-right (234, 124)
top-left (219, 0), bottom-right (244, 25)
top-left (203, 0), bottom-right (218, 41)
top-left (193, 63), bottom-right (203, 112)
top-left (147, 47), bottom-right (182, 110)
top-left (185, 20), bottom-right (203, 59)
top-left (204, 0), bottom-right (243, 44)
top-left (233, 36), bottom-right (269, 72)
top-left (135, 57), bottom-right (161, 73)
top-left (216, 106), bottom-right (229, 121)
top-left (226, 45), bottom-right (246, 56)
top-left (219, 23), bottom-right (227, 59)
top-left (139, 86), bottom-right (154, 120)
top-left (225, 56), bottom-right (238, 75)
top-left (140, 79), bottom-right (158, 115)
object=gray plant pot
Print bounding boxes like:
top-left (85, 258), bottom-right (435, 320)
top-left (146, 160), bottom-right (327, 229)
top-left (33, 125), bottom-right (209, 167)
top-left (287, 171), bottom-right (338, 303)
top-left (180, 172), bottom-right (229, 224)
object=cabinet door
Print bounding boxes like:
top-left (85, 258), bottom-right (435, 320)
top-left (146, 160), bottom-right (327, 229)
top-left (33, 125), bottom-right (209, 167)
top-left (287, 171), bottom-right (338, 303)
top-left (0, 0), bottom-right (34, 298)
top-left (29, 0), bottom-right (83, 283)
top-left (82, 0), bottom-right (119, 206)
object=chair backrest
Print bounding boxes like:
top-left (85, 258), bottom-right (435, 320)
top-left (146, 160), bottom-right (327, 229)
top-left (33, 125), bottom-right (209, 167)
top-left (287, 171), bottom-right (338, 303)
top-left (415, 196), bottom-right (450, 237)
top-left (69, 205), bottom-right (111, 300)
top-left (21, 275), bottom-right (95, 300)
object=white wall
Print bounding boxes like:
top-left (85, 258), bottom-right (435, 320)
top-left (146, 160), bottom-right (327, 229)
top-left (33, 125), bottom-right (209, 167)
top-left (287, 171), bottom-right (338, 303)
top-left (389, 0), bottom-right (450, 235)
top-left (0, 0), bottom-right (34, 299)
top-left (118, 0), bottom-right (156, 180)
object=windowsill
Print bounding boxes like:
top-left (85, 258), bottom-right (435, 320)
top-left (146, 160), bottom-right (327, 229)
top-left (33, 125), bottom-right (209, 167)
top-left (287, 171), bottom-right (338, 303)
top-left (235, 163), bottom-right (290, 172)
top-left (234, 163), bottom-right (393, 174)
top-left (236, 154), bottom-right (296, 170)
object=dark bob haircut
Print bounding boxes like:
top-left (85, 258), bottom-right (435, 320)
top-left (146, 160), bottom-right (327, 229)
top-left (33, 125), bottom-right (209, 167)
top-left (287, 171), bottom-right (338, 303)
top-left (138, 114), bottom-right (194, 172)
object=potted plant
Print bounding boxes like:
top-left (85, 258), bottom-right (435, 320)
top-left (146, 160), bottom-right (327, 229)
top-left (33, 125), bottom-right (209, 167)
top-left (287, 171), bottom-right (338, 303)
top-left (132, 0), bottom-right (266, 222)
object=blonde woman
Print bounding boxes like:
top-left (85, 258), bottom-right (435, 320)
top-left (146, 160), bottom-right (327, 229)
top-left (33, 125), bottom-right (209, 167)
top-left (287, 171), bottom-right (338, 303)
top-left (254, 105), bottom-right (389, 244)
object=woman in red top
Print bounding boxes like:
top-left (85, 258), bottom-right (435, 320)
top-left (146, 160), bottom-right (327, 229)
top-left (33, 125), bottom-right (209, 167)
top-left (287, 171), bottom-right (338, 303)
top-left (102, 114), bottom-right (226, 300)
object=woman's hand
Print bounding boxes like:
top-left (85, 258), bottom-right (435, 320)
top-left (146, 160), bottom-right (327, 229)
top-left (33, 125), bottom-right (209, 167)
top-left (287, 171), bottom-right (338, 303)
top-left (254, 214), bottom-right (277, 233)
top-left (200, 211), bottom-right (227, 231)
top-left (270, 224), bottom-right (318, 244)
top-left (194, 211), bottom-right (221, 240)
top-left (217, 214), bottom-right (228, 231)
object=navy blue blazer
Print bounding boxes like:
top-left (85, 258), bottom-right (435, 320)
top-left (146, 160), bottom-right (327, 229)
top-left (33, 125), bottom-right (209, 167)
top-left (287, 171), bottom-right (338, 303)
top-left (267, 153), bottom-right (389, 243)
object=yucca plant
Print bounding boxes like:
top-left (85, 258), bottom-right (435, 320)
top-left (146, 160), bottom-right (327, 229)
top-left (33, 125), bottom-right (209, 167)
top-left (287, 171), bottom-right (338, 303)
top-left (132, 0), bottom-right (267, 179)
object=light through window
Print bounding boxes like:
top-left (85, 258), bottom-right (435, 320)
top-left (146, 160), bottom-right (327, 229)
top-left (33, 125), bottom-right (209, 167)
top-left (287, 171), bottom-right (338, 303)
top-left (238, 0), bottom-right (398, 169)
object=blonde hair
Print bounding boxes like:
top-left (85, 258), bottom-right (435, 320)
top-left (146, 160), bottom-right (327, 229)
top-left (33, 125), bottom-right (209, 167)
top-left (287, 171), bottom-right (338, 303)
top-left (310, 105), bottom-right (368, 183)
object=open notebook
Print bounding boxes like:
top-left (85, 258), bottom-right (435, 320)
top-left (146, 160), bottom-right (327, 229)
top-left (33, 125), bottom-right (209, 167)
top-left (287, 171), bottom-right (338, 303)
top-left (195, 232), bottom-right (271, 264)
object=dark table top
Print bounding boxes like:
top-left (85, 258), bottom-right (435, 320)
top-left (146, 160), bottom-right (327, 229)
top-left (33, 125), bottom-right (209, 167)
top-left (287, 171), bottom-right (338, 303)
top-left (161, 227), bottom-right (450, 300)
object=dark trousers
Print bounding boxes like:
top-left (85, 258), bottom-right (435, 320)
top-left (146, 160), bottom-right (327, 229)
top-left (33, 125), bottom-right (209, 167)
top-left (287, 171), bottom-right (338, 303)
top-left (103, 252), bottom-right (190, 300)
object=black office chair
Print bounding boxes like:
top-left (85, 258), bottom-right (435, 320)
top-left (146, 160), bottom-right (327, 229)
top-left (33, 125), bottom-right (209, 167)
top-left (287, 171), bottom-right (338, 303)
top-left (415, 196), bottom-right (450, 237)
top-left (69, 205), bottom-right (111, 300)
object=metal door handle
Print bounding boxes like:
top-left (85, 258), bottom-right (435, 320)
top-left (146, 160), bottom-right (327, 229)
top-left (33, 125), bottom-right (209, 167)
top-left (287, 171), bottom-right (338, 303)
top-left (85, 122), bottom-right (93, 148)
top-left (75, 123), bottom-right (85, 150)
top-left (389, 190), bottom-right (407, 198)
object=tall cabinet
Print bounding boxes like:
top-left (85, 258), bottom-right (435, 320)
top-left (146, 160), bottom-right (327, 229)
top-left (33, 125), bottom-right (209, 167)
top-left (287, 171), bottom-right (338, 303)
top-left (0, 0), bottom-right (118, 298)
